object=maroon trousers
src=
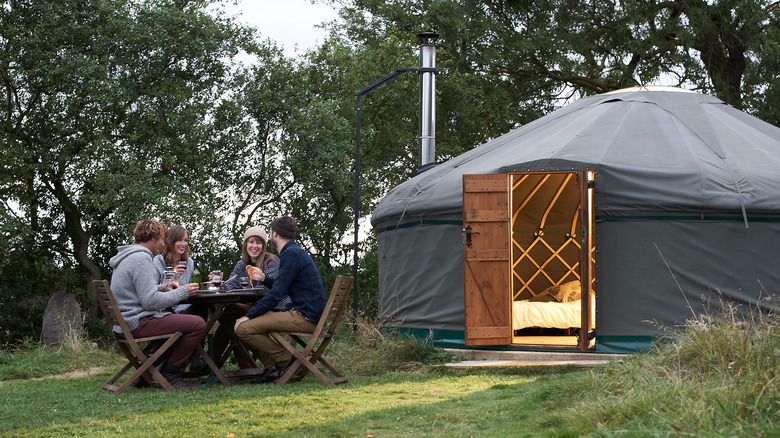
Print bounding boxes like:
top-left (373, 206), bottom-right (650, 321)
top-left (132, 314), bottom-right (207, 369)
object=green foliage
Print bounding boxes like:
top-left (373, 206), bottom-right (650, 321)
top-left (0, 0), bottom-right (258, 338)
top-left (305, 13), bottom-right (521, 211)
top-left (336, 0), bottom-right (780, 117)
top-left (334, 315), bottom-right (459, 375)
top-left (0, 210), bottom-right (84, 344)
top-left (355, 233), bottom-right (381, 316)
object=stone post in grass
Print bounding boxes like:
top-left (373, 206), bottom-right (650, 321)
top-left (41, 290), bottom-right (83, 347)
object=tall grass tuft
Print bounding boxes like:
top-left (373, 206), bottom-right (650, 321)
top-left (565, 297), bottom-right (779, 437)
top-left (331, 313), bottom-right (459, 376)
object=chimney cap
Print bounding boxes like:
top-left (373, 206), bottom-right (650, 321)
top-left (417, 32), bottom-right (439, 43)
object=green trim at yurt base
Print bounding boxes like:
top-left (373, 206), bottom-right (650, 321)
top-left (390, 327), bottom-right (655, 354)
top-left (594, 336), bottom-right (654, 354)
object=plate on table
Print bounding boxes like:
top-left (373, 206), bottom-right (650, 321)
top-left (196, 289), bottom-right (219, 295)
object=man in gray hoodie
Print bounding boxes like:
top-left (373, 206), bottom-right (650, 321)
top-left (109, 219), bottom-right (205, 389)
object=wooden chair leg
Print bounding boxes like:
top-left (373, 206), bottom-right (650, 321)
top-left (194, 343), bottom-right (230, 386)
top-left (271, 333), bottom-right (337, 387)
top-left (113, 335), bottom-right (180, 395)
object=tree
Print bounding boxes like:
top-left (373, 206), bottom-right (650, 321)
top-left (301, 18), bottom-right (523, 218)
top-left (205, 40), bottom-right (357, 283)
top-left (332, 0), bottom-right (780, 117)
top-left (0, 0), bottom-right (252, 315)
top-left (209, 43), bottom-right (301, 247)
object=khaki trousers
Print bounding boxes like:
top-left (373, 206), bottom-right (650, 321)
top-left (235, 309), bottom-right (316, 367)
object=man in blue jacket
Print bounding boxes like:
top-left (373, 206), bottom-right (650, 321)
top-left (234, 216), bottom-right (326, 383)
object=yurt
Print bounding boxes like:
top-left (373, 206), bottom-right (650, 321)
top-left (370, 87), bottom-right (780, 353)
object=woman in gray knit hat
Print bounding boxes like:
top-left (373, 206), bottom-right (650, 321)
top-left (216, 226), bottom-right (289, 369)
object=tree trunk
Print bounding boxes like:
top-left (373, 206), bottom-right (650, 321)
top-left (72, 229), bottom-right (102, 319)
top-left (690, 6), bottom-right (746, 108)
top-left (49, 177), bottom-right (102, 318)
top-left (23, 173), bottom-right (40, 295)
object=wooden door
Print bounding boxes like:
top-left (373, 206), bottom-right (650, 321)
top-left (463, 174), bottom-right (511, 345)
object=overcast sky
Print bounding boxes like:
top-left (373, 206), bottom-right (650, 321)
top-left (208, 0), bottom-right (341, 59)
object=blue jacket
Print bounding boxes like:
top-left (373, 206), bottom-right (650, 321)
top-left (245, 240), bottom-right (325, 323)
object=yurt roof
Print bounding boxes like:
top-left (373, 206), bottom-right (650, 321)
top-left (372, 88), bottom-right (780, 228)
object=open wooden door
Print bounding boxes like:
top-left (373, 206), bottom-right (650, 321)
top-left (463, 174), bottom-right (511, 345)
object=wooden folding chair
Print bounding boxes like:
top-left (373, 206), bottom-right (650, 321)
top-left (93, 279), bottom-right (183, 394)
top-left (270, 275), bottom-right (353, 387)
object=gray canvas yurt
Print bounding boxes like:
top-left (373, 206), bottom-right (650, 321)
top-left (371, 87), bottom-right (780, 353)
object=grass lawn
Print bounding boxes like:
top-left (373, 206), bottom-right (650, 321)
top-left (1, 306), bottom-right (777, 437)
top-left (0, 366), bottom-right (586, 437)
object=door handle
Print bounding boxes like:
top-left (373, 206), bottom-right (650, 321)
top-left (463, 226), bottom-right (480, 247)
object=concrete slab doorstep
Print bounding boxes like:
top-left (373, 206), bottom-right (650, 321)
top-left (443, 348), bottom-right (627, 368)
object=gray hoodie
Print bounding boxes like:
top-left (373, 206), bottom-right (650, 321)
top-left (109, 245), bottom-right (189, 333)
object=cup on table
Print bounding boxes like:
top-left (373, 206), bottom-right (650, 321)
top-left (238, 275), bottom-right (250, 289)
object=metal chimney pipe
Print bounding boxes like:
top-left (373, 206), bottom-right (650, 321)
top-left (417, 32), bottom-right (438, 173)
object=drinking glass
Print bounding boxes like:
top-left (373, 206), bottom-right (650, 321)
top-left (238, 275), bottom-right (250, 289)
top-left (210, 270), bottom-right (223, 292)
top-left (177, 261), bottom-right (187, 282)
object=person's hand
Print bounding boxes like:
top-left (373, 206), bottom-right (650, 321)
top-left (207, 272), bottom-right (215, 281)
top-left (249, 267), bottom-right (265, 282)
top-left (184, 283), bottom-right (200, 297)
top-left (234, 316), bottom-right (249, 332)
top-left (175, 265), bottom-right (186, 277)
top-left (165, 281), bottom-right (179, 291)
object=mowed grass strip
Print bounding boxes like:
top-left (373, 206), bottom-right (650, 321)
top-left (0, 367), bottom-right (584, 437)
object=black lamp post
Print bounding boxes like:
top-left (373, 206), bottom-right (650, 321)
top-left (352, 32), bottom-right (439, 324)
